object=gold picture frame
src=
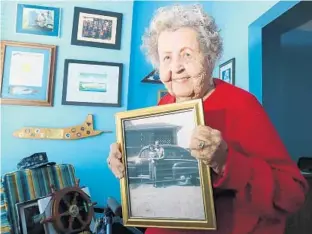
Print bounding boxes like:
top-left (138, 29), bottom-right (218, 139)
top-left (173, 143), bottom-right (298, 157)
top-left (0, 40), bottom-right (56, 106)
top-left (115, 99), bottom-right (217, 230)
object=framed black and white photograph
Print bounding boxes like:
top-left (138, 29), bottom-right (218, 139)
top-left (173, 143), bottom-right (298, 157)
top-left (71, 7), bottom-right (122, 50)
top-left (141, 70), bottom-right (162, 84)
top-left (16, 199), bottom-right (46, 234)
top-left (62, 59), bottom-right (123, 107)
top-left (219, 58), bottom-right (235, 85)
top-left (115, 99), bottom-right (216, 230)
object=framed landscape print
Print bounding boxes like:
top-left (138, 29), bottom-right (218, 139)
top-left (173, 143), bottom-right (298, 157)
top-left (71, 7), bottom-right (122, 50)
top-left (219, 58), bottom-right (235, 85)
top-left (15, 4), bottom-right (61, 37)
top-left (62, 59), bottom-right (123, 107)
top-left (0, 40), bottom-right (56, 106)
top-left (115, 99), bottom-right (217, 230)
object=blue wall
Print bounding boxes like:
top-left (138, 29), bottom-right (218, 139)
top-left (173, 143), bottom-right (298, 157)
top-left (1, 0), bottom-right (133, 206)
top-left (263, 27), bottom-right (312, 161)
top-left (210, 0), bottom-right (279, 90)
top-left (248, 0), bottom-right (300, 102)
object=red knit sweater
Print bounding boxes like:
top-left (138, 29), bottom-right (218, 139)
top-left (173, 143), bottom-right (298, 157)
top-left (145, 79), bottom-right (308, 234)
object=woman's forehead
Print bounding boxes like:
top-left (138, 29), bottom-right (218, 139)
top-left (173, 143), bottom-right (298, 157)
top-left (158, 28), bottom-right (200, 53)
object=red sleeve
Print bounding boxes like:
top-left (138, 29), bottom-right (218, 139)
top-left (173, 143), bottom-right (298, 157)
top-left (213, 94), bottom-right (309, 217)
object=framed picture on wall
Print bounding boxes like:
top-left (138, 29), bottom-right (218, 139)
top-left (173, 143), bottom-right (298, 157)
top-left (62, 59), bottom-right (123, 107)
top-left (0, 40), bottom-right (57, 106)
top-left (219, 58), bottom-right (235, 85)
top-left (141, 70), bottom-right (162, 84)
top-left (115, 99), bottom-right (217, 230)
top-left (71, 7), bottom-right (123, 50)
top-left (15, 4), bottom-right (61, 37)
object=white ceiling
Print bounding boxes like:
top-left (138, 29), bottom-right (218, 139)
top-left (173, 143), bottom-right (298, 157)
top-left (296, 19), bottom-right (312, 32)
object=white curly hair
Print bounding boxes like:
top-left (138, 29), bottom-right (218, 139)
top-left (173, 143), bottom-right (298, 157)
top-left (141, 4), bottom-right (223, 69)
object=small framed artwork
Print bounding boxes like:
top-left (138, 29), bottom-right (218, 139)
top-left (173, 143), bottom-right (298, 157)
top-left (219, 58), bottom-right (235, 85)
top-left (15, 4), bottom-right (61, 37)
top-left (71, 7), bottom-right (122, 50)
top-left (157, 89), bottom-right (168, 102)
top-left (141, 70), bottom-right (162, 84)
top-left (115, 99), bottom-right (217, 230)
top-left (0, 40), bottom-right (57, 106)
top-left (16, 199), bottom-right (47, 234)
top-left (62, 59), bottom-right (123, 107)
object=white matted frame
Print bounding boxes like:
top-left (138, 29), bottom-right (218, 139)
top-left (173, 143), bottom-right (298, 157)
top-left (115, 99), bottom-right (217, 230)
top-left (219, 58), bottom-right (235, 85)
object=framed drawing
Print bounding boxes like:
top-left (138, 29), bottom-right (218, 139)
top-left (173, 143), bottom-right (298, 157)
top-left (141, 70), bottom-right (162, 84)
top-left (115, 99), bottom-right (217, 230)
top-left (16, 199), bottom-right (47, 234)
top-left (157, 89), bottom-right (168, 102)
top-left (219, 58), bottom-right (235, 85)
top-left (71, 7), bottom-right (122, 50)
top-left (0, 40), bottom-right (56, 106)
top-left (62, 59), bottom-right (123, 107)
top-left (15, 4), bottom-right (61, 37)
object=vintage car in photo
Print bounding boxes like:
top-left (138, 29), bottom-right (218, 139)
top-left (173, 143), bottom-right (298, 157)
top-left (127, 144), bottom-right (200, 186)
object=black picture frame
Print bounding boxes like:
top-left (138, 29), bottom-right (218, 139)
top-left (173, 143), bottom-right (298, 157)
top-left (141, 70), bottom-right (162, 84)
top-left (71, 7), bottom-right (123, 50)
top-left (62, 59), bottom-right (123, 107)
top-left (219, 58), bottom-right (235, 85)
top-left (15, 199), bottom-right (46, 234)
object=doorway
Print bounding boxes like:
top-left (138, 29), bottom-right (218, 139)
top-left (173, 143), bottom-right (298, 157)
top-left (262, 1), bottom-right (312, 162)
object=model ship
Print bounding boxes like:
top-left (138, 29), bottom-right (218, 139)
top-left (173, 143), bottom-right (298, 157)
top-left (13, 114), bottom-right (111, 140)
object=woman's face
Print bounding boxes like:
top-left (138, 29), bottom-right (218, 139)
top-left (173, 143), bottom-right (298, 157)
top-left (157, 27), bottom-right (211, 101)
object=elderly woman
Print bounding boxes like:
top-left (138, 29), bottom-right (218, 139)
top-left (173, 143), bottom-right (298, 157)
top-left (107, 4), bottom-right (308, 234)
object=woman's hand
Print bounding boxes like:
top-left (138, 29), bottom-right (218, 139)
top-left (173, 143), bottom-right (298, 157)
top-left (189, 125), bottom-right (228, 174)
top-left (107, 143), bottom-right (125, 179)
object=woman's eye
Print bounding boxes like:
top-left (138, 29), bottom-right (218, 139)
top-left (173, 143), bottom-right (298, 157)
top-left (163, 56), bottom-right (170, 61)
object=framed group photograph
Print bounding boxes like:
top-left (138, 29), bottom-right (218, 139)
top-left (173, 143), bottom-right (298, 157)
top-left (62, 59), bottom-right (123, 107)
top-left (0, 40), bottom-right (56, 106)
top-left (15, 4), bottom-right (61, 37)
top-left (219, 58), bottom-right (235, 85)
top-left (16, 199), bottom-right (46, 234)
top-left (71, 7), bottom-right (123, 50)
top-left (141, 70), bottom-right (162, 84)
top-left (115, 99), bottom-right (217, 230)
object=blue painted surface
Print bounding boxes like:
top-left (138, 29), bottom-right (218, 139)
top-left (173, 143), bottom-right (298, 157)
top-left (1, 0), bottom-right (133, 206)
top-left (248, 0), bottom-right (300, 103)
top-left (262, 21), bottom-right (312, 161)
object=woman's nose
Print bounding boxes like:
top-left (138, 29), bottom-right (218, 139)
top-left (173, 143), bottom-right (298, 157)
top-left (171, 59), bottom-right (185, 74)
